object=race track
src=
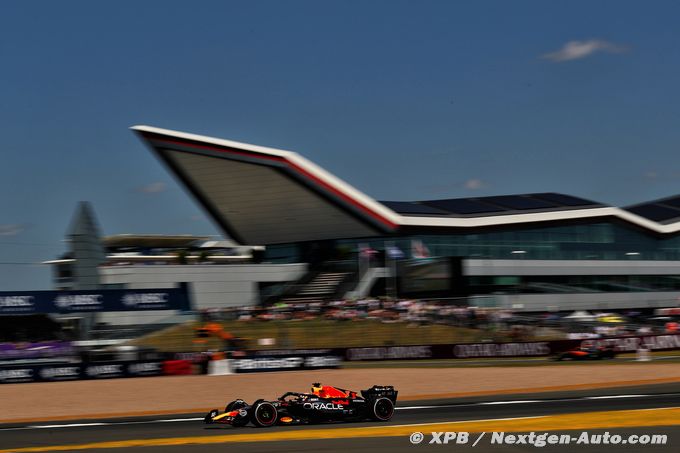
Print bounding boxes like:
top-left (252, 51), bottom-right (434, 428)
top-left (2, 384), bottom-right (680, 452)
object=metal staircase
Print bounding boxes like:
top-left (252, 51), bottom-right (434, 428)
top-left (279, 271), bottom-right (351, 304)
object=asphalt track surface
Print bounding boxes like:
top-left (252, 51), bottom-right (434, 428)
top-left (3, 383), bottom-right (680, 453)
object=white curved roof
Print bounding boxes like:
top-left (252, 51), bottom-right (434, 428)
top-left (133, 125), bottom-right (680, 243)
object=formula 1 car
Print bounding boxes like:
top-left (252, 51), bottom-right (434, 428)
top-left (554, 345), bottom-right (616, 361)
top-left (204, 383), bottom-right (397, 427)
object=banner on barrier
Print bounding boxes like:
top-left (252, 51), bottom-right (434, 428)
top-left (582, 333), bottom-right (680, 353)
top-left (451, 342), bottom-right (551, 359)
top-left (0, 360), bottom-right (165, 384)
top-left (0, 288), bottom-right (190, 314)
top-left (345, 346), bottom-right (433, 361)
top-left (37, 364), bottom-right (82, 381)
top-left (0, 367), bottom-right (38, 384)
top-left (342, 333), bottom-right (680, 361)
top-left (343, 342), bottom-right (550, 361)
top-left (230, 353), bottom-right (342, 373)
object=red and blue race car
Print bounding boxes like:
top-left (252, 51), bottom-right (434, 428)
top-left (554, 345), bottom-right (617, 361)
top-left (204, 383), bottom-right (397, 427)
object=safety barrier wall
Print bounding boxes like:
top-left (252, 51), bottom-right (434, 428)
top-left (0, 360), bottom-right (172, 384)
top-left (3, 333), bottom-right (680, 382)
top-left (337, 333), bottom-right (680, 360)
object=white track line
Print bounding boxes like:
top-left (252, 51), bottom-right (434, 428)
top-left (30, 423), bottom-right (108, 429)
top-left (478, 400), bottom-right (543, 405)
top-left (383, 416), bottom-right (543, 428)
top-left (28, 418), bottom-right (204, 429)
top-left (585, 394), bottom-right (647, 400)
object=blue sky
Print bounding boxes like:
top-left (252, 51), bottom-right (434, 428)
top-left (2, 1), bottom-right (680, 289)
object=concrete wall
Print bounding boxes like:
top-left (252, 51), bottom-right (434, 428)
top-left (464, 259), bottom-right (680, 276)
top-left (463, 260), bottom-right (680, 311)
top-left (97, 263), bottom-right (307, 325)
top-left (493, 291), bottom-right (680, 312)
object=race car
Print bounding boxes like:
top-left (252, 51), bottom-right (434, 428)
top-left (554, 345), bottom-right (616, 361)
top-left (204, 383), bottom-right (397, 427)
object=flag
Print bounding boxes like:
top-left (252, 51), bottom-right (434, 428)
top-left (359, 243), bottom-right (377, 258)
top-left (386, 245), bottom-right (404, 260)
top-left (411, 239), bottom-right (430, 259)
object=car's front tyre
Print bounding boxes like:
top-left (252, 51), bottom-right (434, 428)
top-left (226, 399), bottom-right (247, 412)
top-left (251, 401), bottom-right (278, 427)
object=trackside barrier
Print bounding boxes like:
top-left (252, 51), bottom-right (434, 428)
top-left (342, 333), bottom-right (680, 361)
top-left (226, 350), bottom-right (343, 373)
top-left (0, 360), bottom-right (165, 384)
top-left (340, 343), bottom-right (553, 361)
top-left (4, 333), bottom-right (677, 383)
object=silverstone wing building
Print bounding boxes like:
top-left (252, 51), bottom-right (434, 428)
top-left (46, 126), bottom-right (680, 317)
top-left (124, 126), bottom-right (680, 312)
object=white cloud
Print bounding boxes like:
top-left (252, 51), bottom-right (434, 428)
top-left (423, 178), bottom-right (489, 194)
top-left (643, 171), bottom-right (659, 180)
top-left (542, 39), bottom-right (627, 62)
top-left (138, 182), bottom-right (167, 194)
top-left (463, 178), bottom-right (486, 190)
top-left (641, 170), bottom-right (680, 183)
top-left (0, 224), bottom-right (25, 236)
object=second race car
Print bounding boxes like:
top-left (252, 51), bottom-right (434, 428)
top-left (554, 345), bottom-right (617, 361)
top-left (204, 383), bottom-right (397, 427)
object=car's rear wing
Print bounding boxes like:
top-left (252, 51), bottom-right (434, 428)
top-left (361, 385), bottom-right (398, 403)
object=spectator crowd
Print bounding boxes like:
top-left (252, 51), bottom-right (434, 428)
top-left (199, 299), bottom-right (680, 340)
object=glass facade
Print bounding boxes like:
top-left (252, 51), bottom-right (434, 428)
top-left (265, 222), bottom-right (680, 262)
top-left (263, 221), bottom-right (680, 297)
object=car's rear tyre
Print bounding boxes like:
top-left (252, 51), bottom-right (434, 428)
top-left (371, 397), bottom-right (394, 421)
top-left (251, 401), bottom-right (278, 427)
